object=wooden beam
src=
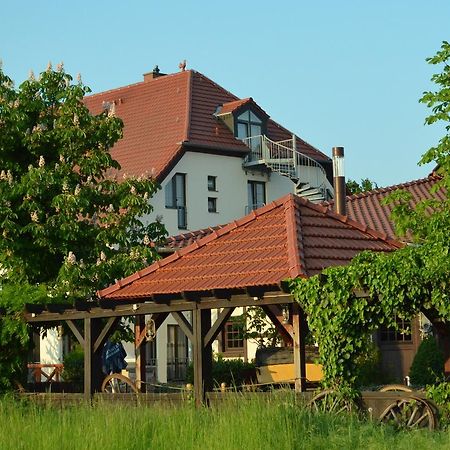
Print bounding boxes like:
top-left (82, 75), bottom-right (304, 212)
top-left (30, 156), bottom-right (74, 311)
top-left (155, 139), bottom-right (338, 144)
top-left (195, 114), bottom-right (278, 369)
top-left (93, 317), bottom-right (120, 353)
top-left (193, 308), bottom-right (212, 407)
top-left (171, 312), bottom-right (194, 342)
top-left (198, 293), bottom-right (293, 310)
top-left (292, 304), bottom-right (307, 392)
top-left (135, 315), bottom-right (147, 393)
top-left (84, 318), bottom-right (103, 400)
top-left (261, 304), bottom-right (293, 344)
top-left (66, 320), bottom-right (84, 347)
top-left (203, 307), bottom-right (234, 348)
top-left (24, 292), bottom-right (294, 323)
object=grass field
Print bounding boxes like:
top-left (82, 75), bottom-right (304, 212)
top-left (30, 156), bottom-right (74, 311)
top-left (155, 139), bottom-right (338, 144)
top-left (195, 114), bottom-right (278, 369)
top-left (1, 392), bottom-right (450, 450)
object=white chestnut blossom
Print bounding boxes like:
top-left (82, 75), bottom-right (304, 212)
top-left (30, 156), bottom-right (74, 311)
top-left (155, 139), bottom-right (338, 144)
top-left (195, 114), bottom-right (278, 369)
top-left (130, 186), bottom-right (137, 195)
top-left (66, 251), bottom-right (76, 265)
top-left (31, 211), bottom-right (39, 222)
top-left (56, 62), bottom-right (64, 72)
top-left (74, 184), bottom-right (81, 196)
top-left (38, 155), bottom-right (45, 168)
top-left (143, 234), bottom-right (150, 245)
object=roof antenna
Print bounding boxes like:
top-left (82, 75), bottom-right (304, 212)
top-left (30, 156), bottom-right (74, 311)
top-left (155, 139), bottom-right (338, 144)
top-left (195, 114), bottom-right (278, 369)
top-left (178, 60), bottom-right (187, 72)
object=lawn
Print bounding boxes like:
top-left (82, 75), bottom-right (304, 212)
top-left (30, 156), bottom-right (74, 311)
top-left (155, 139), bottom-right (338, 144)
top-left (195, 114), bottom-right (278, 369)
top-left (1, 392), bottom-right (450, 450)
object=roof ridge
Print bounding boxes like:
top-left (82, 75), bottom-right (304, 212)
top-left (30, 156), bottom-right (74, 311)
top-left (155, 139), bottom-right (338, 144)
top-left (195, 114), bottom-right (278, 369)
top-left (85, 70), bottom-right (191, 100)
top-left (192, 71), bottom-right (239, 102)
top-left (284, 194), bottom-right (305, 278)
top-left (184, 70), bottom-right (193, 141)
top-left (295, 195), bottom-right (404, 249)
top-left (97, 195), bottom-right (291, 298)
top-left (325, 174), bottom-right (441, 206)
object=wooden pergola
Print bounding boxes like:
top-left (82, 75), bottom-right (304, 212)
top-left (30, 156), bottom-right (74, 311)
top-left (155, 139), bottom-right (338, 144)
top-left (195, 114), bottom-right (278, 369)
top-left (22, 194), bottom-right (402, 405)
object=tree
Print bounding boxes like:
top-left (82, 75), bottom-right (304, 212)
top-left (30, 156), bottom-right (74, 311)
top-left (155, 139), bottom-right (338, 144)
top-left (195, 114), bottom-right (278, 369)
top-left (0, 63), bottom-right (166, 388)
top-left (288, 42), bottom-right (450, 391)
top-left (346, 178), bottom-right (378, 195)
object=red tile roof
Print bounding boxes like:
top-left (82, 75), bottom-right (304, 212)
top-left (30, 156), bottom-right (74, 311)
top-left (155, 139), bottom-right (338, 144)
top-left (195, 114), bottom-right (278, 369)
top-left (99, 194), bottom-right (402, 300)
top-left (324, 175), bottom-right (445, 241)
top-left (84, 70), bottom-right (330, 182)
top-left (163, 225), bottom-right (226, 251)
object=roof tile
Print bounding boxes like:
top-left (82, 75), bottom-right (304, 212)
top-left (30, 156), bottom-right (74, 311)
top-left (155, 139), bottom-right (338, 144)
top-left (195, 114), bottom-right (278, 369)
top-left (98, 194), bottom-right (402, 300)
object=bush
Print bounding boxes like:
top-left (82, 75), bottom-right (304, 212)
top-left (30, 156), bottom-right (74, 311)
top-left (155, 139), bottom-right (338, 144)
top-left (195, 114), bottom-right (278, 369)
top-left (409, 335), bottom-right (444, 386)
top-left (354, 341), bottom-right (383, 388)
top-left (62, 346), bottom-right (84, 390)
top-left (186, 355), bottom-right (255, 387)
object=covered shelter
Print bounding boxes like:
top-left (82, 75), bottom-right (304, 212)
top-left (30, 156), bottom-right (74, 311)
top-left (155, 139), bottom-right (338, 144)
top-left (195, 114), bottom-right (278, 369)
top-left (24, 194), bottom-right (402, 404)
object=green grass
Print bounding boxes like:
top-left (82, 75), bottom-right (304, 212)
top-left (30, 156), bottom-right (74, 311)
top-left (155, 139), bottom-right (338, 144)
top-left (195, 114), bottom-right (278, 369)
top-left (1, 392), bottom-right (450, 450)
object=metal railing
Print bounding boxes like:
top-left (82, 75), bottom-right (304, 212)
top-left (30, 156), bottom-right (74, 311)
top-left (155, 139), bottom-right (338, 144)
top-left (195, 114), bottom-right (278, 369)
top-left (242, 135), bottom-right (328, 191)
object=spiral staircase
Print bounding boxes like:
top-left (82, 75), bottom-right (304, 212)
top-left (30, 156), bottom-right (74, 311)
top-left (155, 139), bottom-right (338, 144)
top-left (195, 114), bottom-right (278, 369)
top-left (242, 135), bottom-right (331, 203)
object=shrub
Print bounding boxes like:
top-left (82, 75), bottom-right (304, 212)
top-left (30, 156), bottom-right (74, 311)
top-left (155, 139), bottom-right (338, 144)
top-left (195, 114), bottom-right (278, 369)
top-left (62, 346), bottom-right (84, 390)
top-left (186, 355), bottom-right (255, 387)
top-left (409, 335), bottom-right (444, 386)
top-left (354, 341), bottom-right (383, 388)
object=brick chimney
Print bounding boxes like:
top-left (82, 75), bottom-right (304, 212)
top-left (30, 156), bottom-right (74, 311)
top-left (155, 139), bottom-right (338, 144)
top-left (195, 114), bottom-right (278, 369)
top-left (143, 65), bottom-right (166, 82)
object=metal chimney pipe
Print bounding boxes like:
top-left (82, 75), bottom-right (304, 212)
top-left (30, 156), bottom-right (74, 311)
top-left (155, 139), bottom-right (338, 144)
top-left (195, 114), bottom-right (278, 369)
top-left (332, 146), bottom-right (346, 216)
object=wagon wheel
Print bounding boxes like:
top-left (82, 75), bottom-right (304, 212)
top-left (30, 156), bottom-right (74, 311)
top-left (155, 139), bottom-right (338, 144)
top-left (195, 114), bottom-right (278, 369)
top-left (101, 373), bottom-right (138, 393)
top-left (308, 389), bottom-right (355, 415)
top-left (379, 396), bottom-right (437, 430)
top-left (378, 384), bottom-right (413, 392)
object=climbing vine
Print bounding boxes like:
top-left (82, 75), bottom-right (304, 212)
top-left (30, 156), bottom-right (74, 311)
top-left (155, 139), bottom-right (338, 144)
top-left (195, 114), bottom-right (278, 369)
top-left (289, 41), bottom-right (450, 390)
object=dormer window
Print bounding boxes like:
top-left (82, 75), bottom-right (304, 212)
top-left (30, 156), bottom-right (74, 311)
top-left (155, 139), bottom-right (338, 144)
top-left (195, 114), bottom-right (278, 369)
top-left (236, 110), bottom-right (262, 140)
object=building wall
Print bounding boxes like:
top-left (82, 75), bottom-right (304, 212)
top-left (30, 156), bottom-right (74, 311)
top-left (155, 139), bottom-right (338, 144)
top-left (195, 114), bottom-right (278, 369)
top-left (145, 151), bottom-right (296, 236)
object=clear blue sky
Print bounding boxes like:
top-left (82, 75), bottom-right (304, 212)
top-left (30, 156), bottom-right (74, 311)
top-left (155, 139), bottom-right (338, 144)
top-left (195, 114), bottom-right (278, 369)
top-left (1, 1), bottom-right (449, 187)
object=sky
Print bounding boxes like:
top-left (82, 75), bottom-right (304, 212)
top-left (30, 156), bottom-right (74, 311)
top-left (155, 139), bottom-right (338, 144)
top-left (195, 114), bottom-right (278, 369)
top-left (1, 0), bottom-right (449, 187)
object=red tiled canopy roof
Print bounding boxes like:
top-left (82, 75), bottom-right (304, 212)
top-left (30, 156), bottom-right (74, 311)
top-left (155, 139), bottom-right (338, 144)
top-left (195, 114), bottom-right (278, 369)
top-left (98, 194), bottom-right (402, 300)
top-left (84, 70), bottom-right (330, 182)
top-left (324, 175), bottom-right (445, 241)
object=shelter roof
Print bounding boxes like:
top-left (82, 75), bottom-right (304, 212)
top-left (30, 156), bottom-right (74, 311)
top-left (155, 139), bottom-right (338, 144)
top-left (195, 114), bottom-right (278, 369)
top-left (99, 194), bottom-right (402, 300)
top-left (324, 174), bottom-right (445, 241)
top-left (84, 70), bottom-right (330, 182)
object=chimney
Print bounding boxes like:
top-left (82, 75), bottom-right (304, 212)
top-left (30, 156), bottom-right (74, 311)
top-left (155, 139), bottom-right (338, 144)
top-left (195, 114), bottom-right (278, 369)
top-left (143, 65), bottom-right (166, 82)
top-left (332, 146), bottom-right (346, 216)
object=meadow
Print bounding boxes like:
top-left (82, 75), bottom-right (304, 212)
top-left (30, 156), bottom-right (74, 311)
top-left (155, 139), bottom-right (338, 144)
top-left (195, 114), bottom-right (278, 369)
top-left (1, 392), bottom-right (450, 450)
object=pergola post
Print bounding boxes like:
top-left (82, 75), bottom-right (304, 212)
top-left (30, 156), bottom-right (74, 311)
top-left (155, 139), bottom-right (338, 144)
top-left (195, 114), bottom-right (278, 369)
top-left (135, 315), bottom-right (147, 393)
top-left (292, 304), bottom-right (307, 392)
top-left (193, 308), bottom-right (212, 406)
top-left (84, 317), bottom-right (103, 400)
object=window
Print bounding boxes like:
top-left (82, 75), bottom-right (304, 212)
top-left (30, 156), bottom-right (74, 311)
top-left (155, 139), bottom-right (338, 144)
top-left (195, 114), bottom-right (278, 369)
top-left (165, 173), bottom-right (187, 229)
top-left (208, 197), bottom-right (217, 213)
top-left (236, 110), bottom-right (262, 140)
top-left (236, 110), bottom-right (263, 152)
top-left (247, 180), bottom-right (266, 213)
top-left (221, 318), bottom-right (245, 357)
top-left (207, 176), bottom-right (217, 191)
top-left (380, 317), bottom-right (412, 342)
top-left (167, 325), bottom-right (188, 381)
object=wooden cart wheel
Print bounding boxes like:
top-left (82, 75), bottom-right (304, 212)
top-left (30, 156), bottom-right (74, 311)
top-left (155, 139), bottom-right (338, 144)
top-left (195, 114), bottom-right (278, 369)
top-left (101, 373), bottom-right (138, 393)
top-left (379, 396), bottom-right (437, 430)
top-left (308, 389), bottom-right (355, 414)
top-left (378, 384), bottom-right (413, 392)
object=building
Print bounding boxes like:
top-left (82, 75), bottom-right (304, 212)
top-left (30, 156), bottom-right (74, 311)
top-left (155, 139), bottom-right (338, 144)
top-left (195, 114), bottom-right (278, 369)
top-left (39, 67), bottom-right (335, 384)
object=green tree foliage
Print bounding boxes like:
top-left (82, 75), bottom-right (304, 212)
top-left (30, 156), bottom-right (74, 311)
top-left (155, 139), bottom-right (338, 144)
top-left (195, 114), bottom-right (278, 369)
top-left (0, 63), bottom-right (166, 389)
top-left (346, 178), bottom-right (378, 195)
top-left (409, 336), bottom-right (444, 386)
top-left (289, 42), bottom-right (450, 391)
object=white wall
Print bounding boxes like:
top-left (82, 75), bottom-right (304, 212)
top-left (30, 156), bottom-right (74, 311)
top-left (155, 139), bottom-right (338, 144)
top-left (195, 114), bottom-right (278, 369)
top-left (145, 151), bottom-right (296, 237)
